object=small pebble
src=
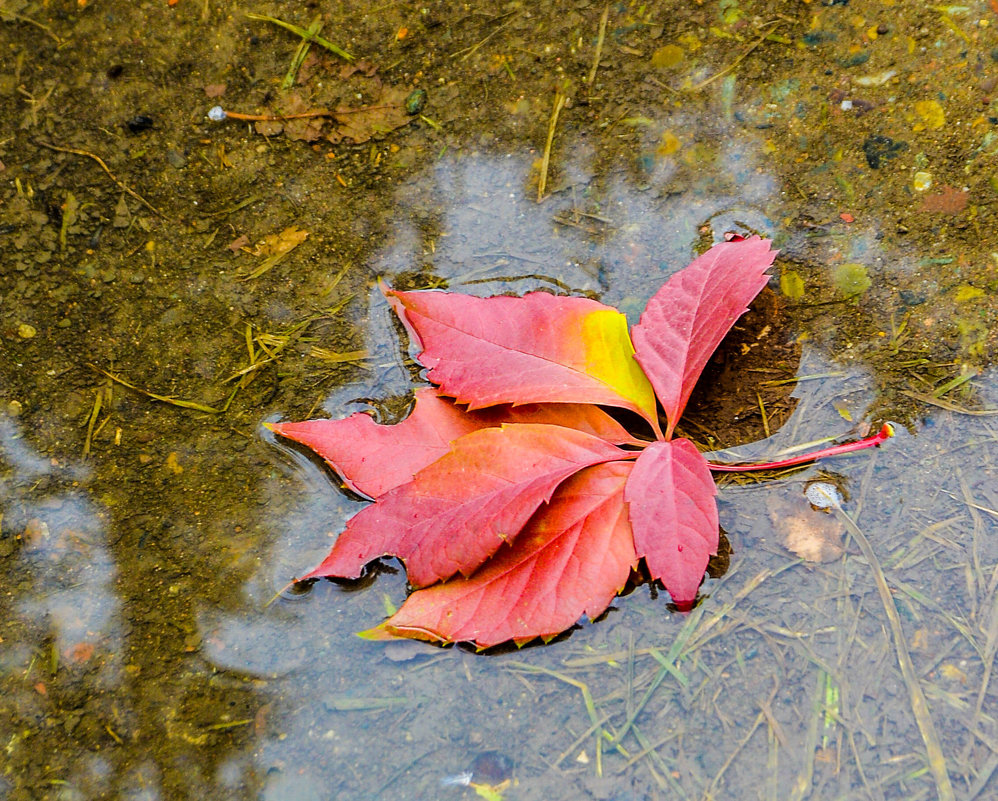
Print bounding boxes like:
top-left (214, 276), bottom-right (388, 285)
top-left (125, 115), bottom-right (154, 134)
top-left (7, 400), bottom-right (23, 416)
top-left (166, 148), bottom-right (186, 169)
top-left (470, 751), bottom-right (514, 784)
top-left (17, 323), bottom-right (36, 339)
top-left (913, 171), bottom-right (932, 192)
top-left (806, 482), bottom-right (843, 509)
top-left (404, 88), bottom-right (427, 115)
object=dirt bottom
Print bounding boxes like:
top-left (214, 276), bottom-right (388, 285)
top-left (682, 287), bottom-right (801, 449)
top-left (2, 0), bottom-right (996, 799)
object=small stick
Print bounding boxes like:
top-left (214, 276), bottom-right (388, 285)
top-left (34, 140), bottom-right (164, 217)
top-left (537, 90), bottom-right (566, 202)
top-left (586, 5), bottom-right (610, 87)
top-left (208, 104), bottom-right (393, 122)
top-left (82, 388), bottom-right (102, 458)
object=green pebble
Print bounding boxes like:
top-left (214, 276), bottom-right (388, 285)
top-left (404, 88), bottom-right (427, 115)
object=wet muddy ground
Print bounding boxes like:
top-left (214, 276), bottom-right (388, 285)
top-left (2, 0), bottom-right (998, 799)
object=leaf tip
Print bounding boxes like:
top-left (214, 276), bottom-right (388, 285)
top-left (356, 623), bottom-right (398, 641)
top-left (672, 597), bottom-right (696, 613)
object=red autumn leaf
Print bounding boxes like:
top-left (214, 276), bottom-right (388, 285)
top-left (472, 401), bottom-right (639, 445)
top-left (269, 388), bottom-right (639, 499)
top-left (375, 462), bottom-right (637, 647)
top-left (624, 438), bottom-right (718, 608)
top-left (299, 423), bottom-right (627, 587)
top-left (269, 389), bottom-right (482, 499)
top-left (386, 287), bottom-right (661, 436)
top-left (631, 236), bottom-right (776, 438)
top-left (268, 237), bottom-right (887, 648)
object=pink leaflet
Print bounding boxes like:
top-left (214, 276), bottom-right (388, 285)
top-left (299, 423), bottom-right (627, 587)
top-left (624, 438), bottom-right (718, 608)
top-left (269, 389), bottom-right (638, 499)
top-left (631, 236), bottom-right (776, 439)
top-left (381, 462), bottom-right (637, 648)
top-left (385, 287), bottom-right (659, 431)
top-left (474, 402), bottom-right (638, 446)
top-left (269, 389), bottom-right (480, 499)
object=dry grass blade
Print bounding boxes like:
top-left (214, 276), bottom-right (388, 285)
top-left (706, 688), bottom-right (774, 798)
top-left (626, 724), bottom-right (687, 796)
top-left (505, 661), bottom-right (630, 771)
top-left (902, 390), bottom-right (998, 416)
top-left (82, 388), bottom-right (102, 457)
top-left (309, 347), bottom-right (369, 364)
top-left (537, 90), bottom-right (566, 202)
top-left (823, 495), bottom-right (955, 801)
top-left (586, 5), bottom-right (610, 87)
top-left (790, 668), bottom-right (826, 800)
top-left (687, 21), bottom-right (781, 92)
top-left (245, 12), bottom-right (353, 61)
top-left (90, 365), bottom-right (234, 414)
top-left (449, 11), bottom-right (517, 61)
top-left (34, 141), bottom-right (164, 216)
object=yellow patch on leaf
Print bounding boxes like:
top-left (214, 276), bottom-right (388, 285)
top-left (582, 309), bottom-right (658, 428)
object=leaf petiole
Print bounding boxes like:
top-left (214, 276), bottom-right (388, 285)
top-left (707, 423), bottom-right (894, 473)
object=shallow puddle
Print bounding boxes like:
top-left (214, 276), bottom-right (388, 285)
top-left (2, 1), bottom-right (998, 799)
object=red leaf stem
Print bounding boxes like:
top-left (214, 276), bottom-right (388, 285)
top-left (707, 424), bottom-right (894, 473)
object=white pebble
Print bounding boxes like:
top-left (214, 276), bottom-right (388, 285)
top-left (806, 482), bottom-right (843, 509)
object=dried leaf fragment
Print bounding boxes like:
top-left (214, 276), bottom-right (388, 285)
top-left (770, 500), bottom-right (844, 563)
top-left (240, 226), bottom-right (309, 280)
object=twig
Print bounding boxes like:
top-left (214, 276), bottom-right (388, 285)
top-left (537, 90), bottom-right (566, 202)
top-left (586, 5), bottom-right (610, 87)
top-left (34, 141), bottom-right (164, 217)
top-left (209, 104), bottom-right (393, 123)
top-left (82, 388), bottom-right (103, 458)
